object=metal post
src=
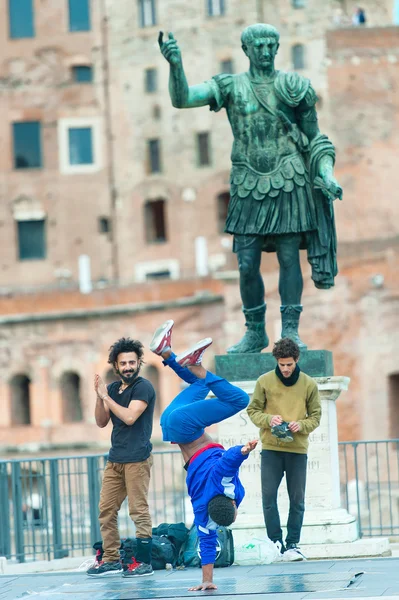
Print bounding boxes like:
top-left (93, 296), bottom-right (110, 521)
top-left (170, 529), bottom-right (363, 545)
top-left (87, 456), bottom-right (101, 548)
top-left (49, 461), bottom-right (68, 559)
top-left (11, 462), bottom-right (25, 562)
top-left (353, 442), bottom-right (363, 538)
top-left (0, 462), bottom-right (11, 558)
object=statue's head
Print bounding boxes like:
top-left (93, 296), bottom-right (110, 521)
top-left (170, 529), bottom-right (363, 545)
top-left (241, 23), bottom-right (280, 69)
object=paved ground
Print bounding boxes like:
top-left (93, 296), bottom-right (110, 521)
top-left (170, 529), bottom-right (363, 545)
top-left (1, 557), bottom-right (399, 600)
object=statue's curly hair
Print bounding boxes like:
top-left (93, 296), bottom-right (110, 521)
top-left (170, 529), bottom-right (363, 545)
top-left (272, 338), bottom-right (300, 361)
top-left (241, 23), bottom-right (280, 47)
top-left (107, 337), bottom-right (144, 366)
top-left (208, 495), bottom-right (236, 527)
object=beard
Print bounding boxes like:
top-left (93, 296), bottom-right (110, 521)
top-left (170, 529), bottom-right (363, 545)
top-left (117, 367), bottom-right (141, 385)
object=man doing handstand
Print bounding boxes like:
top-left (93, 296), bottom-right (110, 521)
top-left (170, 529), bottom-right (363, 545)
top-left (150, 320), bottom-right (257, 592)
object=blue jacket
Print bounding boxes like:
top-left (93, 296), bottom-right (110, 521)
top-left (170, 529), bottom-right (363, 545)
top-left (186, 444), bottom-right (248, 565)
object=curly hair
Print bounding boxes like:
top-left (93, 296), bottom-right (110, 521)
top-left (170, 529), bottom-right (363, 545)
top-left (241, 23), bottom-right (280, 47)
top-left (272, 338), bottom-right (300, 361)
top-left (208, 495), bottom-right (236, 527)
top-left (107, 337), bottom-right (144, 366)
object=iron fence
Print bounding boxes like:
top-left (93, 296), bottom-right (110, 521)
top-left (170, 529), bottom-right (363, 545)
top-left (1, 440), bottom-right (399, 563)
top-left (339, 439), bottom-right (399, 537)
top-left (0, 451), bottom-right (187, 563)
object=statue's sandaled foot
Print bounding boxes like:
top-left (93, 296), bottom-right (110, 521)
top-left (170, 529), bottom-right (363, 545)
top-left (227, 328), bottom-right (269, 354)
top-left (280, 305), bottom-right (307, 350)
top-left (282, 331), bottom-right (307, 351)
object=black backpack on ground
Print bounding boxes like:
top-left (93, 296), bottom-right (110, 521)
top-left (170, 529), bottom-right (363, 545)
top-left (122, 536), bottom-right (176, 570)
top-left (92, 522), bottom-right (189, 571)
top-left (179, 524), bottom-right (234, 568)
top-left (151, 522), bottom-right (189, 558)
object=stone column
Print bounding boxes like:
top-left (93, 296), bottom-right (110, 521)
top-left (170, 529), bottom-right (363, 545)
top-left (215, 371), bottom-right (390, 558)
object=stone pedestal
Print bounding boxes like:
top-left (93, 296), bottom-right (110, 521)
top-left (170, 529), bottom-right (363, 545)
top-left (214, 352), bottom-right (390, 558)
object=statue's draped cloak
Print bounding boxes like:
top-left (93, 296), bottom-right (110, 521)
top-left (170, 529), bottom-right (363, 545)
top-left (208, 71), bottom-right (338, 289)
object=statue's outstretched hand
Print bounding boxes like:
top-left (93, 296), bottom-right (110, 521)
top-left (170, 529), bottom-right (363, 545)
top-left (314, 175), bottom-right (343, 202)
top-left (158, 31), bottom-right (182, 65)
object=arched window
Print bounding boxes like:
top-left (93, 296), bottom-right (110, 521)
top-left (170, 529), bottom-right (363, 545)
top-left (217, 192), bottom-right (230, 233)
top-left (10, 374), bottom-right (31, 425)
top-left (142, 365), bottom-right (161, 417)
top-left (292, 44), bottom-right (305, 70)
top-left (60, 371), bottom-right (83, 423)
top-left (105, 368), bottom-right (119, 385)
top-left (144, 198), bottom-right (167, 243)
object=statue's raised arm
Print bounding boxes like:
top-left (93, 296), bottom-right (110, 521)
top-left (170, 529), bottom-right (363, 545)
top-left (158, 31), bottom-right (215, 109)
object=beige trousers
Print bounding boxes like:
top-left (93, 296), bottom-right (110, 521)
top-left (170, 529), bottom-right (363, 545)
top-left (98, 457), bottom-right (153, 562)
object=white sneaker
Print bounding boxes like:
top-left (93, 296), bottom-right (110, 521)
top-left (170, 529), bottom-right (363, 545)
top-left (150, 320), bottom-right (174, 355)
top-left (272, 541), bottom-right (284, 562)
top-left (175, 338), bottom-right (213, 367)
top-left (283, 545), bottom-right (306, 561)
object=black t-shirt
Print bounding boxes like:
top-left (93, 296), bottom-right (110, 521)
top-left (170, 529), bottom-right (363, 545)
top-left (107, 377), bottom-right (156, 463)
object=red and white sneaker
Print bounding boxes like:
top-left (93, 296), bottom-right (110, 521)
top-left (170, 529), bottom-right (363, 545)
top-left (150, 320), bottom-right (174, 355)
top-left (175, 338), bottom-right (213, 367)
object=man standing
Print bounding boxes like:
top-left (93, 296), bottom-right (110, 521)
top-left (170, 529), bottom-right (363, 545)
top-left (87, 337), bottom-right (156, 578)
top-left (247, 338), bottom-right (321, 561)
top-left (150, 320), bottom-right (257, 591)
top-left (159, 23), bottom-right (342, 352)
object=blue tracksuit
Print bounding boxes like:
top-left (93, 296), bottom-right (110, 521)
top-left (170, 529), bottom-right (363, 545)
top-left (186, 444), bottom-right (248, 565)
top-left (160, 353), bottom-right (249, 564)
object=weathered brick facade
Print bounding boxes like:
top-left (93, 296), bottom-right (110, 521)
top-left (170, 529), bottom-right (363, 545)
top-left (0, 1), bottom-right (398, 450)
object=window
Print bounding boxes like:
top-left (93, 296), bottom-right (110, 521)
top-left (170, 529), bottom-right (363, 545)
top-left (207, 0), bottom-right (225, 17)
top-left (8, 0), bottom-right (35, 38)
top-left (292, 44), bottom-right (305, 70)
top-left (389, 373), bottom-right (399, 438)
top-left (138, 0), bottom-right (156, 27)
top-left (98, 217), bottom-right (110, 233)
top-left (68, 127), bottom-right (93, 165)
top-left (292, 0), bottom-right (306, 7)
top-left (58, 117), bottom-right (101, 174)
top-left (197, 132), bottom-right (211, 166)
top-left (153, 105), bottom-right (161, 120)
top-left (60, 372), bottom-right (83, 422)
top-left (146, 270), bottom-right (171, 280)
top-left (217, 192), bottom-right (230, 233)
top-left (10, 374), bottom-right (31, 425)
top-left (105, 368), bottom-right (119, 384)
top-left (68, 0), bottom-right (91, 31)
top-left (145, 68), bottom-right (157, 92)
top-left (12, 121), bottom-right (42, 169)
top-left (72, 65), bottom-right (93, 83)
top-left (220, 59), bottom-right (234, 74)
top-left (144, 199), bottom-right (167, 243)
top-left (17, 220), bottom-right (46, 260)
top-left (142, 365), bottom-right (161, 417)
top-left (135, 258), bottom-right (179, 282)
top-left (148, 138), bottom-right (161, 173)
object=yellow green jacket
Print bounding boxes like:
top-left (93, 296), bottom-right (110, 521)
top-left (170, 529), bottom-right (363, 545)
top-left (247, 370), bottom-right (321, 454)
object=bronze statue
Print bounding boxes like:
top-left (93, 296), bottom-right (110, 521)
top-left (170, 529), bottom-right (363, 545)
top-left (159, 24), bottom-right (342, 353)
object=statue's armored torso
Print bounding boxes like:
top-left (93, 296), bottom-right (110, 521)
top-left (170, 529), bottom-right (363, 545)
top-left (209, 71), bottom-right (315, 203)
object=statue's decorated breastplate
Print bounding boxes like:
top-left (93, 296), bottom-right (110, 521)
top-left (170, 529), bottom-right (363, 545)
top-left (221, 71), bottom-right (312, 199)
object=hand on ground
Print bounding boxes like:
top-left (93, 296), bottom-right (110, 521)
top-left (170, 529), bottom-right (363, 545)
top-left (188, 582), bottom-right (217, 591)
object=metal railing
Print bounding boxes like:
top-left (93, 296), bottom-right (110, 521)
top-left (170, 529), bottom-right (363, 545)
top-left (1, 439), bottom-right (398, 563)
top-left (339, 439), bottom-right (399, 537)
top-left (0, 451), bottom-right (187, 563)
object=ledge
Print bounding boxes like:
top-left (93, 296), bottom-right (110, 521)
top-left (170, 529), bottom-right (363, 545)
top-left (0, 293), bottom-right (224, 325)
